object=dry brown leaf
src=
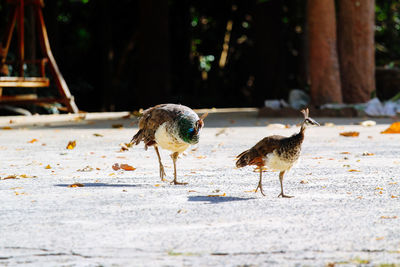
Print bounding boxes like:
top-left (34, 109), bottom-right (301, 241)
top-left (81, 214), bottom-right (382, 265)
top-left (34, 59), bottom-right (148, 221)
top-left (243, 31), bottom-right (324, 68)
top-left (154, 184), bottom-right (161, 187)
top-left (93, 133), bottom-right (103, 137)
top-left (391, 195), bottom-right (398, 198)
top-left (28, 139), bottom-right (38, 143)
top-left (196, 156), bottom-right (207, 159)
top-left (66, 140), bottom-right (76, 150)
top-left (380, 215), bottom-right (397, 219)
top-left (112, 163), bottom-right (120, 171)
top-left (45, 165), bottom-right (51, 169)
top-left (120, 164), bottom-right (136, 171)
top-left (112, 124), bottom-right (124, 129)
top-left (77, 166), bottom-right (93, 172)
top-left (300, 180), bottom-right (308, 184)
top-left (340, 152), bottom-right (351, 154)
top-left (207, 193), bottom-right (226, 197)
top-left (215, 128), bottom-right (227, 136)
top-left (2, 126), bottom-right (13, 130)
top-left (362, 152), bottom-right (374, 156)
top-left (381, 122), bottom-right (400, 134)
top-left (3, 175), bottom-right (17, 180)
top-left (340, 131), bottom-right (359, 137)
top-left (68, 183), bottom-right (84, 188)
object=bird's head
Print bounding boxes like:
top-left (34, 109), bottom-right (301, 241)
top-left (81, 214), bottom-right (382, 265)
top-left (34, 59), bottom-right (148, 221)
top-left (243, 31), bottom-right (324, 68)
top-left (301, 108), bottom-right (319, 129)
top-left (178, 112), bottom-right (207, 144)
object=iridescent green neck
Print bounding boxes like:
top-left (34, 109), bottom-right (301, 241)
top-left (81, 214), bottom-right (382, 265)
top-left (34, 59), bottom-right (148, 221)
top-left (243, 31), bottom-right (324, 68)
top-left (177, 117), bottom-right (199, 144)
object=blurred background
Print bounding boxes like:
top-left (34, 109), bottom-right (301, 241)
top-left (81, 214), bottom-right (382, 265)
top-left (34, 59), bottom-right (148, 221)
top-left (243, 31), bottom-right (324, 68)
top-left (0, 0), bottom-right (399, 113)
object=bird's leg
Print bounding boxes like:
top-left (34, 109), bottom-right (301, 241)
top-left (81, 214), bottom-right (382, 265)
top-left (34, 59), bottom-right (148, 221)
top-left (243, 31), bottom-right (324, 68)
top-left (277, 171), bottom-right (293, 198)
top-left (170, 152), bottom-right (187, 185)
top-left (255, 166), bottom-right (266, 196)
top-left (154, 146), bottom-right (168, 182)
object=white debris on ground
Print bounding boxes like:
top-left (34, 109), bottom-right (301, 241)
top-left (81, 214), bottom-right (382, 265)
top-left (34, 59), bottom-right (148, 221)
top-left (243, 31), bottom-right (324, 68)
top-left (0, 112), bottom-right (399, 266)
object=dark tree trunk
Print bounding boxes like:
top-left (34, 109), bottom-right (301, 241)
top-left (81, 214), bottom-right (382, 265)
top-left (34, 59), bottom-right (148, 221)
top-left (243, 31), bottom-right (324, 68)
top-left (338, 0), bottom-right (375, 103)
top-left (135, 0), bottom-right (170, 108)
top-left (307, 0), bottom-right (342, 105)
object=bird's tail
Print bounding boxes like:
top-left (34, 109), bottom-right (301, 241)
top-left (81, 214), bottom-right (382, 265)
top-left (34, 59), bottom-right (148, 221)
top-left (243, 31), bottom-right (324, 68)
top-left (130, 129), bottom-right (143, 145)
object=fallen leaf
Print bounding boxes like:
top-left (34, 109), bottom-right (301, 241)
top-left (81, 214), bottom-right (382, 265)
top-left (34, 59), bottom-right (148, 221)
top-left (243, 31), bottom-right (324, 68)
top-left (2, 126), bottom-right (13, 130)
top-left (45, 165), bottom-right (51, 169)
top-left (380, 216), bottom-right (397, 219)
top-left (66, 140), bottom-right (76, 150)
top-left (207, 193), bottom-right (226, 197)
top-left (154, 184), bottom-right (161, 187)
top-left (77, 166), bottom-right (93, 172)
top-left (391, 195), bottom-right (398, 198)
top-left (3, 175), bottom-right (17, 180)
top-left (362, 152), bottom-right (374, 156)
top-left (244, 189), bottom-right (257, 193)
top-left (188, 190), bottom-right (197, 193)
top-left (120, 164), bottom-right (136, 171)
top-left (348, 169), bottom-right (361, 172)
top-left (93, 133), bottom-right (103, 137)
top-left (112, 163), bottom-right (120, 171)
top-left (340, 131), bottom-right (359, 137)
top-left (340, 152), bottom-right (351, 154)
top-left (376, 237), bottom-right (385, 240)
top-left (381, 122), bottom-right (400, 134)
top-left (196, 156), bottom-right (206, 159)
top-left (68, 183), bottom-right (84, 188)
top-left (28, 139), bottom-right (38, 143)
top-left (300, 180), bottom-right (308, 184)
top-left (215, 128), bottom-right (227, 136)
top-left (375, 187), bottom-right (384, 190)
top-left (112, 124), bottom-right (124, 129)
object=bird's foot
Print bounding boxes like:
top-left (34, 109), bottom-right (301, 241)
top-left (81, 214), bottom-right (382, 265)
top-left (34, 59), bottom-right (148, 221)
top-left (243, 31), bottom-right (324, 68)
top-left (255, 184), bottom-right (266, 196)
top-left (277, 192), bottom-right (293, 198)
top-left (171, 179), bottom-right (188, 185)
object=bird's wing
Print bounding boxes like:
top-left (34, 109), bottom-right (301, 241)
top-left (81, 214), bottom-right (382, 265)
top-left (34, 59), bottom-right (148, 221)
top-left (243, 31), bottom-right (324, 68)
top-left (236, 135), bottom-right (284, 167)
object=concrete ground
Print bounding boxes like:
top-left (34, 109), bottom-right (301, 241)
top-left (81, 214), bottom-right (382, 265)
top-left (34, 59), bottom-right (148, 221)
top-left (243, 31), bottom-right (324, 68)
top-left (0, 110), bottom-right (399, 266)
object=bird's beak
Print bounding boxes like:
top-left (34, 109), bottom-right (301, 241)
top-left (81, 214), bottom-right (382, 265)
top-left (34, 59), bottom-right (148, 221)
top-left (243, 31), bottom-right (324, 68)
top-left (309, 118), bottom-right (320, 126)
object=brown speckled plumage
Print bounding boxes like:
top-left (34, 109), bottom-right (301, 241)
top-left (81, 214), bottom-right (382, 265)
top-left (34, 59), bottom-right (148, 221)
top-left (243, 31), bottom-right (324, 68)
top-left (130, 103), bottom-right (206, 185)
top-left (236, 108), bottom-right (319, 197)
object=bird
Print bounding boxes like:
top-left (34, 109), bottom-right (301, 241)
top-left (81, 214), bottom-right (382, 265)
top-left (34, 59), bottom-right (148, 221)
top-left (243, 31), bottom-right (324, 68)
top-left (130, 104), bottom-right (207, 185)
top-left (235, 108), bottom-right (319, 197)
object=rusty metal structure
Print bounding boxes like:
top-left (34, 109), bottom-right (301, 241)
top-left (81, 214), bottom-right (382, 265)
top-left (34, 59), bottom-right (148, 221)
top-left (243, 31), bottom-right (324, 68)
top-left (0, 0), bottom-right (78, 113)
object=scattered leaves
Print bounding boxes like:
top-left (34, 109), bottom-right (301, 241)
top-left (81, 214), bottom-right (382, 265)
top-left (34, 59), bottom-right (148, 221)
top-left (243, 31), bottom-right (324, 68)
top-left (77, 166), bottom-right (93, 172)
top-left (28, 139), bottom-right (38, 143)
top-left (362, 152), bottom-right (374, 156)
top-left (207, 193), bottom-right (226, 197)
top-left (68, 183), bottom-right (84, 188)
top-left (340, 131), bottom-right (359, 137)
top-left (66, 140), bottom-right (76, 150)
top-left (381, 122), bottom-right (400, 134)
